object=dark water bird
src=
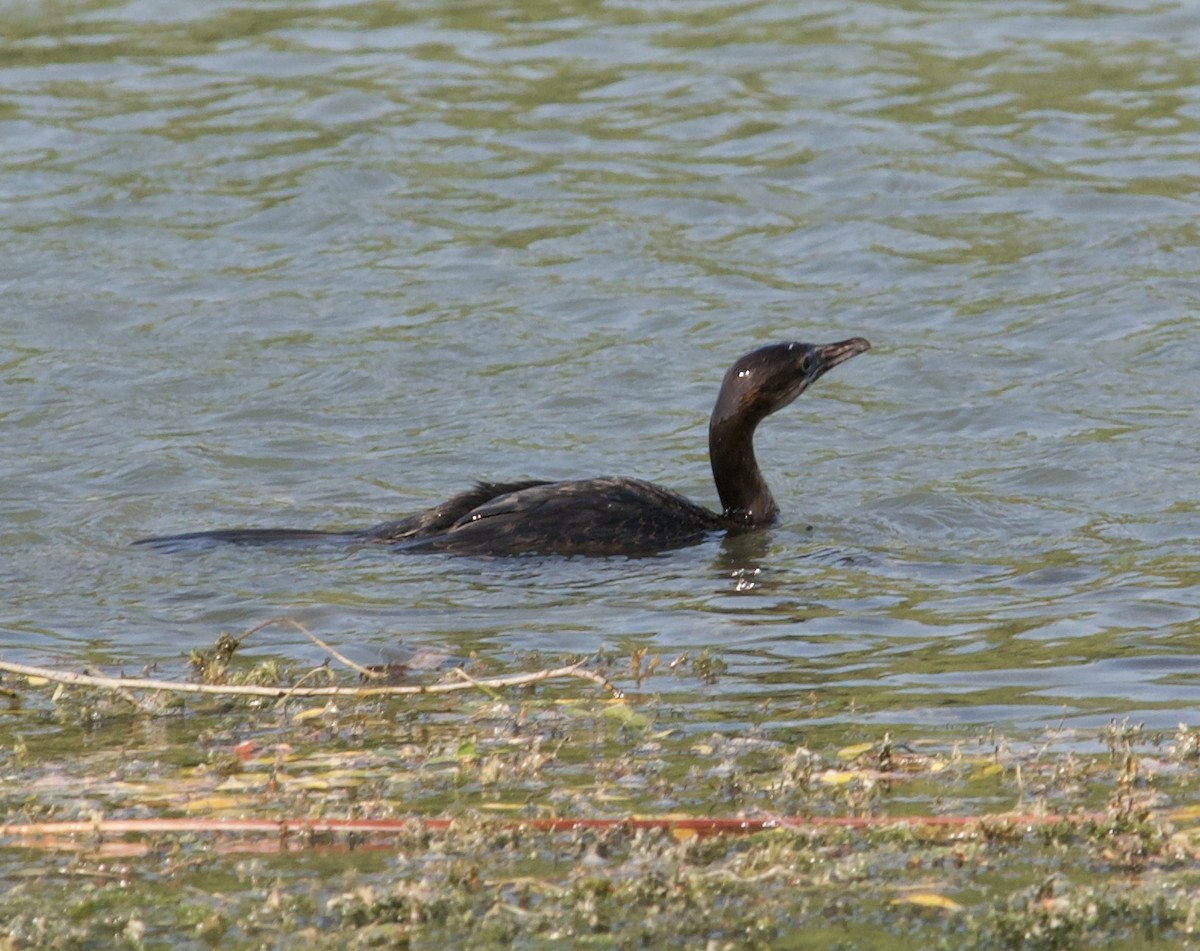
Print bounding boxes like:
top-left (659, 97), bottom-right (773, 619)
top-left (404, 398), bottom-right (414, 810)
top-left (135, 337), bottom-right (869, 557)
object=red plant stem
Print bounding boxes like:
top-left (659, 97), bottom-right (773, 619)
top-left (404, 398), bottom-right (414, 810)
top-left (0, 811), bottom-right (1116, 843)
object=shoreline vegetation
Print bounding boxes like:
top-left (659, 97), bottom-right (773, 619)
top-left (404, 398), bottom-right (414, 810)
top-left (3, 621), bottom-right (1199, 948)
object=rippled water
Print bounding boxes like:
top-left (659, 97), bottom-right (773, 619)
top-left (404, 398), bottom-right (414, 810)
top-left (3, 0), bottom-right (1197, 732)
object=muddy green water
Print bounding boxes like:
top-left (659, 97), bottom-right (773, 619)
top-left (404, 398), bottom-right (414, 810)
top-left (2, 0), bottom-right (1198, 731)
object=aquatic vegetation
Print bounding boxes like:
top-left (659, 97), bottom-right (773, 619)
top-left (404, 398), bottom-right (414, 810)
top-left (2, 626), bottom-right (1200, 947)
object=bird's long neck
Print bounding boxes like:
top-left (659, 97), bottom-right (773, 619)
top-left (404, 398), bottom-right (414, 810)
top-left (709, 412), bottom-right (778, 527)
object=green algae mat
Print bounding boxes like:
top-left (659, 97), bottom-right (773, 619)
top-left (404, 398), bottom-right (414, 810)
top-left (2, 630), bottom-right (1200, 949)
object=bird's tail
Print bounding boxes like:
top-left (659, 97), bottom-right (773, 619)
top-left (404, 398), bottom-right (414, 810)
top-left (132, 528), bottom-right (359, 551)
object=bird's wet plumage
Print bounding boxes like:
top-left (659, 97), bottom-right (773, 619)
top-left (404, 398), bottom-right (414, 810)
top-left (135, 337), bottom-right (870, 557)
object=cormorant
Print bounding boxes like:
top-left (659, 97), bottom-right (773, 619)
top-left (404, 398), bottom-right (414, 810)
top-left (135, 337), bottom-right (869, 557)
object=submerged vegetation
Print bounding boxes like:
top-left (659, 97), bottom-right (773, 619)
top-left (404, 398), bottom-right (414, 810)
top-left (3, 624), bottom-right (1200, 948)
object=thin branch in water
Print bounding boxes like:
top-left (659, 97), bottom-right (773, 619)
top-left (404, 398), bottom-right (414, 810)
top-left (0, 657), bottom-right (620, 701)
top-left (254, 616), bottom-right (387, 681)
top-left (81, 667), bottom-right (156, 713)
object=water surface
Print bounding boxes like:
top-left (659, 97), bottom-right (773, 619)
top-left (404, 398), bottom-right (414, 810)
top-left (2, 0), bottom-right (1198, 733)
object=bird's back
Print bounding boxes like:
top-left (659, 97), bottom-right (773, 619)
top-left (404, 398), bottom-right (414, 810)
top-left (391, 477), bottom-right (724, 557)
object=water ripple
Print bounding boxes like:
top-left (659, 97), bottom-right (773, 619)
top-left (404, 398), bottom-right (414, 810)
top-left (1, 0), bottom-right (1197, 728)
